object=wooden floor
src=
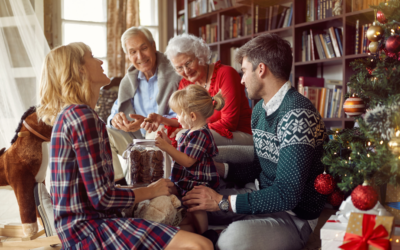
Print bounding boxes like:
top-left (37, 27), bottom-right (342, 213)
top-left (0, 187), bottom-right (336, 250)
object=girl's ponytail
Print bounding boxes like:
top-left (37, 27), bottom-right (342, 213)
top-left (212, 90), bottom-right (225, 111)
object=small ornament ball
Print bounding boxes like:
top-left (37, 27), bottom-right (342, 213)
top-left (343, 95), bottom-right (366, 117)
top-left (366, 23), bottom-right (384, 42)
top-left (368, 41), bottom-right (379, 54)
top-left (385, 35), bottom-right (400, 53)
top-left (314, 171), bottom-right (336, 195)
top-left (376, 10), bottom-right (387, 24)
top-left (351, 184), bottom-right (378, 210)
top-left (328, 189), bottom-right (345, 207)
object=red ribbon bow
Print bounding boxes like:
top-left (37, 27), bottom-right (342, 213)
top-left (339, 214), bottom-right (390, 250)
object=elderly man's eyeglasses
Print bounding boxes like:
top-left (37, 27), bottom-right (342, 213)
top-left (175, 59), bottom-right (194, 73)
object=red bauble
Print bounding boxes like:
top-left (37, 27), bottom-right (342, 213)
top-left (376, 10), bottom-right (387, 24)
top-left (386, 35), bottom-right (400, 53)
top-left (328, 189), bottom-right (345, 207)
top-left (314, 172), bottom-right (336, 195)
top-left (351, 184), bottom-right (378, 210)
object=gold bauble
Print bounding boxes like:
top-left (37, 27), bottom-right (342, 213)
top-left (367, 23), bottom-right (384, 42)
top-left (369, 42), bottom-right (379, 53)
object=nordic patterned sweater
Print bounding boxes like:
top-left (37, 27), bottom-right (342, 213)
top-left (227, 88), bottom-right (327, 220)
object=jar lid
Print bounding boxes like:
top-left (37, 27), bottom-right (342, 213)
top-left (133, 139), bottom-right (156, 146)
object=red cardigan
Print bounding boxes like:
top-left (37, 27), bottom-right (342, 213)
top-left (179, 61), bottom-right (252, 138)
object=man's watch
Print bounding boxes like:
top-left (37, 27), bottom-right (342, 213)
top-left (218, 195), bottom-right (230, 213)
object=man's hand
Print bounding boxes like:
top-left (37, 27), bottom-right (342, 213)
top-left (182, 185), bottom-right (223, 212)
top-left (111, 112), bottom-right (145, 132)
top-left (141, 113), bottom-right (162, 133)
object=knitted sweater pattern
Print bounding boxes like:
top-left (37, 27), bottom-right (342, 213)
top-left (227, 88), bottom-right (327, 220)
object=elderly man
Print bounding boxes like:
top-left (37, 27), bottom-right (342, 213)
top-left (182, 33), bottom-right (328, 250)
top-left (107, 27), bottom-right (181, 183)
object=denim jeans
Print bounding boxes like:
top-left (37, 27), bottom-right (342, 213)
top-left (208, 181), bottom-right (313, 250)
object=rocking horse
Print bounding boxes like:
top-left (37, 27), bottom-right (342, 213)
top-left (0, 106), bottom-right (52, 238)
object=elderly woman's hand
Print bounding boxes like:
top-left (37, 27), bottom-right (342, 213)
top-left (112, 112), bottom-right (145, 132)
top-left (140, 113), bottom-right (162, 133)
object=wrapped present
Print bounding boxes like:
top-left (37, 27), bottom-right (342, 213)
top-left (320, 215), bottom-right (347, 249)
top-left (336, 196), bottom-right (392, 224)
top-left (321, 215), bottom-right (400, 250)
top-left (339, 213), bottom-right (393, 250)
top-left (384, 184), bottom-right (400, 221)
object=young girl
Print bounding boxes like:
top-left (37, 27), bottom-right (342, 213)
top-left (155, 84), bottom-right (224, 234)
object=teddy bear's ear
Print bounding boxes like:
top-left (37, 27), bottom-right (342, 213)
top-left (170, 195), bottom-right (181, 208)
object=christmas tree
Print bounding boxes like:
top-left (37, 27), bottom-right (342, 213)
top-left (319, 0), bottom-right (400, 210)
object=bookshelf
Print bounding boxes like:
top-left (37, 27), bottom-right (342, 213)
top-left (173, 0), bottom-right (377, 129)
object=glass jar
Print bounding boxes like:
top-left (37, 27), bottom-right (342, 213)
top-left (123, 139), bottom-right (164, 186)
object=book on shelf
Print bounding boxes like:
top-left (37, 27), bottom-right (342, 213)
top-left (334, 28), bottom-right (343, 56)
top-left (314, 33), bottom-right (326, 59)
top-left (302, 31), bottom-right (308, 62)
top-left (328, 27), bottom-right (341, 57)
top-left (323, 33), bottom-right (336, 58)
top-left (230, 47), bottom-right (241, 72)
top-left (319, 33), bottom-right (330, 58)
top-left (298, 76), bottom-right (324, 95)
top-left (210, 50), bottom-right (218, 63)
top-left (352, 0), bottom-right (380, 12)
top-left (177, 15), bottom-right (185, 35)
top-left (355, 19), bottom-right (360, 55)
top-left (277, 6), bottom-right (290, 29)
top-left (255, 5), bottom-right (259, 33)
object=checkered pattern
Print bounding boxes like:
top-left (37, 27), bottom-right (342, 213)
top-left (51, 105), bottom-right (178, 249)
top-left (170, 125), bottom-right (220, 196)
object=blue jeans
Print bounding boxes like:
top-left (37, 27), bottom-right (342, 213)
top-left (208, 182), bottom-right (313, 250)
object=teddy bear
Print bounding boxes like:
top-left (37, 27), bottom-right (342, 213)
top-left (124, 195), bottom-right (185, 226)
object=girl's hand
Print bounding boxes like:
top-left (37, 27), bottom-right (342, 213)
top-left (155, 135), bottom-right (170, 151)
top-left (156, 129), bottom-right (171, 145)
top-left (147, 178), bottom-right (174, 198)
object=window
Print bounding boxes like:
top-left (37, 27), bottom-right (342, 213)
top-left (61, 0), bottom-right (108, 73)
top-left (139, 0), bottom-right (159, 50)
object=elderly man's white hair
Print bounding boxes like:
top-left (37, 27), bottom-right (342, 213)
top-left (121, 26), bottom-right (155, 53)
top-left (165, 34), bottom-right (211, 66)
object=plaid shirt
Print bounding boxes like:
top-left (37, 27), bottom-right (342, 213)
top-left (170, 124), bottom-right (220, 196)
top-left (51, 105), bottom-right (177, 249)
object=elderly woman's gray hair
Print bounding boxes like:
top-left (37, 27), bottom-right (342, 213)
top-left (121, 26), bottom-right (155, 54)
top-left (165, 34), bottom-right (211, 66)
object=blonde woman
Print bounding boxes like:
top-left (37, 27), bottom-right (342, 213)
top-left (37, 42), bottom-right (212, 250)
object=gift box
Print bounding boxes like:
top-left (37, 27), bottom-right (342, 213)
top-left (321, 215), bottom-right (400, 250)
top-left (340, 212), bottom-right (394, 250)
top-left (383, 184), bottom-right (400, 221)
top-left (320, 215), bottom-right (347, 250)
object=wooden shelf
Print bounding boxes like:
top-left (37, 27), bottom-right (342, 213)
top-left (295, 15), bottom-right (343, 28)
top-left (173, 0), bottom-right (373, 129)
top-left (295, 57), bottom-right (343, 66)
top-left (345, 53), bottom-right (370, 59)
top-left (219, 35), bottom-right (253, 45)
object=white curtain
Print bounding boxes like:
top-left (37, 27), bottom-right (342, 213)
top-left (0, 0), bottom-right (50, 149)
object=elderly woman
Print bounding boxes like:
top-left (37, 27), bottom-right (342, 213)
top-left (142, 34), bottom-right (253, 146)
top-left (37, 42), bottom-right (212, 250)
